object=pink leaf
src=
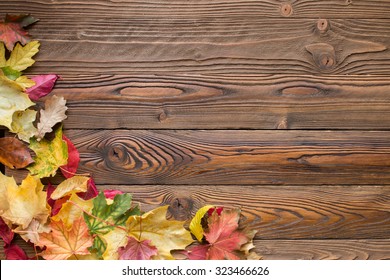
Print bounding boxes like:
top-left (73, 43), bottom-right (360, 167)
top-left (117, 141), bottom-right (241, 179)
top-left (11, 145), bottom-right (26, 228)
top-left (4, 244), bottom-right (29, 260)
top-left (60, 135), bottom-right (80, 179)
top-left (207, 207), bottom-right (223, 216)
top-left (118, 236), bottom-right (158, 260)
top-left (77, 178), bottom-right (98, 200)
top-left (26, 74), bottom-right (59, 101)
top-left (103, 189), bottom-right (123, 200)
top-left (185, 244), bottom-right (209, 260)
top-left (0, 217), bottom-right (14, 245)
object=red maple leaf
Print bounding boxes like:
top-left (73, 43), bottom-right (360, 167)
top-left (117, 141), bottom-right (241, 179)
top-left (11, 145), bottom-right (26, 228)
top-left (118, 236), bottom-right (158, 260)
top-left (0, 14), bottom-right (38, 51)
top-left (60, 135), bottom-right (80, 179)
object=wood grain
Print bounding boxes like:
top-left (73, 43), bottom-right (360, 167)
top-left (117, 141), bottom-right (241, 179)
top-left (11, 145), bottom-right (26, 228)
top-left (43, 74), bottom-right (390, 129)
top-left (2, 238), bottom-right (389, 260)
top-left (9, 129), bottom-right (390, 185)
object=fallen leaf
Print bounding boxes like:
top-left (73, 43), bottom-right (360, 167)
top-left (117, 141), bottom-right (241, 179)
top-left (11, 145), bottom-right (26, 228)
top-left (28, 125), bottom-right (68, 178)
top-left (0, 173), bottom-right (50, 229)
top-left (126, 205), bottom-right (193, 260)
top-left (14, 218), bottom-right (50, 244)
top-left (15, 75), bottom-right (35, 89)
top-left (0, 75), bottom-right (34, 130)
top-left (0, 14), bottom-right (38, 51)
top-left (50, 176), bottom-right (89, 200)
top-left (185, 244), bottom-right (209, 260)
top-left (0, 172), bottom-right (17, 215)
top-left (101, 227), bottom-right (127, 260)
top-left (0, 43), bottom-right (5, 65)
top-left (10, 109), bottom-right (38, 142)
top-left (208, 206), bottom-right (223, 216)
top-left (118, 236), bottom-right (158, 260)
top-left (27, 74), bottom-right (59, 101)
top-left (0, 137), bottom-right (34, 169)
top-left (1, 66), bottom-right (21, 80)
top-left (0, 217), bottom-right (14, 245)
top-left (4, 244), bottom-right (30, 260)
top-left (35, 95), bottom-right (68, 141)
top-left (78, 178), bottom-right (99, 200)
top-left (189, 205), bottom-right (213, 242)
top-left (103, 189), bottom-right (123, 200)
top-left (60, 135), bottom-right (80, 178)
top-left (39, 217), bottom-right (93, 260)
top-left (5, 41), bottom-right (40, 71)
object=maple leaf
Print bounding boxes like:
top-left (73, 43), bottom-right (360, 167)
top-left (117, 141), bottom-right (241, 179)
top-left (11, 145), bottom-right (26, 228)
top-left (4, 244), bottom-right (30, 260)
top-left (14, 218), bottom-right (50, 244)
top-left (27, 74), bottom-right (59, 101)
top-left (5, 41), bottom-right (39, 71)
top-left (0, 217), bottom-right (14, 245)
top-left (60, 135), bottom-right (80, 179)
top-left (35, 95), bottom-right (68, 141)
top-left (100, 227), bottom-right (128, 260)
top-left (189, 205), bottom-right (213, 242)
top-left (0, 14), bottom-right (38, 51)
top-left (0, 75), bottom-right (34, 131)
top-left (39, 217), bottom-right (93, 260)
top-left (50, 176), bottom-right (89, 200)
top-left (0, 137), bottom-right (34, 169)
top-left (126, 205), bottom-right (193, 260)
top-left (10, 109), bottom-right (38, 142)
top-left (0, 173), bottom-right (50, 229)
top-left (78, 178), bottom-right (99, 200)
top-left (28, 125), bottom-right (68, 178)
top-left (118, 236), bottom-right (158, 260)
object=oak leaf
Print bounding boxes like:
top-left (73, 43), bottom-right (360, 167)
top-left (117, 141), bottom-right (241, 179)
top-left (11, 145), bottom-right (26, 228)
top-left (189, 205), bottom-right (213, 242)
top-left (126, 205), bottom-right (193, 260)
top-left (0, 137), bottom-right (34, 169)
top-left (28, 125), bottom-right (68, 178)
top-left (0, 75), bottom-right (34, 130)
top-left (0, 14), bottom-right (38, 51)
top-left (5, 41), bottom-right (40, 71)
top-left (39, 217), bottom-right (93, 260)
top-left (10, 109), bottom-right (38, 142)
top-left (60, 135), bottom-right (80, 179)
top-left (118, 236), bottom-right (158, 260)
top-left (35, 95), bottom-right (68, 141)
top-left (27, 74), bottom-right (59, 101)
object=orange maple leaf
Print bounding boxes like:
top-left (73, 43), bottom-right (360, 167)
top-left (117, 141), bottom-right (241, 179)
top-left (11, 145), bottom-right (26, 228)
top-left (39, 217), bottom-right (93, 260)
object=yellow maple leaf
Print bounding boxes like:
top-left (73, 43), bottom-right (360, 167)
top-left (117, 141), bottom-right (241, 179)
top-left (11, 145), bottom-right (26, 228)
top-left (0, 75), bottom-right (34, 130)
top-left (101, 227), bottom-right (128, 260)
top-left (189, 205), bottom-right (213, 242)
top-left (10, 109), bottom-right (37, 142)
top-left (50, 176), bottom-right (89, 200)
top-left (5, 41), bottom-right (40, 71)
top-left (0, 173), bottom-right (50, 229)
top-left (39, 217), bottom-right (94, 260)
top-left (126, 205), bottom-right (193, 260)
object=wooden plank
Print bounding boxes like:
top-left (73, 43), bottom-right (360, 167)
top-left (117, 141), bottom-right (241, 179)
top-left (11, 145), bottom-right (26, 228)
top-left (8, 130), bottom-right (390, 185)
top-left (45, 74), bottom-right (390, 129)
top-left (2, 238), bottom-right (390, 260)
top-left (1, 0), bottom-right (390, 19)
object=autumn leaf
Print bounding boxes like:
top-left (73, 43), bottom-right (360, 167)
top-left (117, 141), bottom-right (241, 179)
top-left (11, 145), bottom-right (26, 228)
top-left (0, 217), bottom-right (14, 245)
top-left (39, 217), bottom-right (93, 260)
top-left (50, 176), bottom-right (89, 200)
top-left (28, 125), bottom-right (68, 178)
top-left (0, 43), bottom-right (5, 66)
top-left (14, 218), bottom-right (50, 244)
top-left (0, 137), bottom-right (34, 169)
top-left (15, 75), bottom-right (35, 89)
top-left (0, 14), bottom-right (38, 51)
top-left (0, 75), bottom-right (34, 130)
top-left (1, 66), bottom-right (21, 80)
top-left (27, 74), bottom-right (59, 101)
top-left (100, 227), bottom-right (127, 260)
top-left (103, 189), bottom-right (123, 200)
top-left (78, 178), bottom-right (99, 200)
top-left (35, 95), bottom-right (68, 141)
top-left (10, 109), bottom-right (38, 142)
top-left (118, 236), bottom-right (158, 260)
top-left (4, 244), bottom-right (31, 260)
top-left (0, 173), bottom-right (50, 229)
top-left (126, 205), bottom-right (193, 260)
top-left (5, 41), bottom-right (40, 71)
top-left (60, 135), bottom-right (80, 178)
top-left (189, 205), bottom-right (213, 242)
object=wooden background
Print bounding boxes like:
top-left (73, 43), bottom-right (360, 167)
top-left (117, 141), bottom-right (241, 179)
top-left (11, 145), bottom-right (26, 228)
top-left (1, 0), bottom-right (390, 259)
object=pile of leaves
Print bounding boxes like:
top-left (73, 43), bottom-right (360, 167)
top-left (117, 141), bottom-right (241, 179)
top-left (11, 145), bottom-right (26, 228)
top-left (0, 14), bottom-right (259, 260)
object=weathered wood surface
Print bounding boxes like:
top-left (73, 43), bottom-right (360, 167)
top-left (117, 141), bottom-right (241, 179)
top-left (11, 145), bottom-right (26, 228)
top-left (50, 75), bottom-right (390, 130)
top-left (8, 130), bottom-right (390, 185)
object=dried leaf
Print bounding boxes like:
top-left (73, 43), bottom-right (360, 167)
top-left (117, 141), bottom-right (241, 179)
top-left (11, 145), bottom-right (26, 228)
top-left (103, 189), bottom-right (123, 200)
top-left (50, 176), bottom-right (89, 200)
top-left (0, 14), bottom-right (38, 51)
top-left (28, 126), bottom-right (68, 178)
top-left (60, 135), bottom-right (80, 178)
top-left (14, 218), bottom-right (50, 244)
top-left (118, 236), bottom-right (158, 260)
top-left (190, 205), bottom-right (213, 242)
top-left (15, 75), bottom-right (35, 89)
top-left (126, 205), bottom-right (193, 260)
top-left (0, 75), bottom-right (34, 130)
top-left (78, 178), bottom-right (98, 200)
top-left (35, 95), bottom-right (67, 141)
top-left (10, 109), bottom-right (38, 142)
top-left (0, 137), bottom-right (34, 169)
top-left (1, 66), bottom-right (21, 80)
top-left (0, 43), bottom-right (5, 65)
top-left (101, 227), bottom-right (127, 260)
top-left (27, 74), bottom-right (59, 101)
top-left (5, 41), bottom-right (40, 71)
top-left (0, 217), bottom-right (14, 245)
top-left (39, 217), bottom-right (93, 260)
top-left (4, 244), bottom-right (30, 260)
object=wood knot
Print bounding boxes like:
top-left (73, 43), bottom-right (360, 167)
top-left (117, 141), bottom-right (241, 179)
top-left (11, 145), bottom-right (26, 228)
top-left (305, 43), bottom-right (336, 71)
top-left (158, 110), bottom-right (168, 122)
top-left (345, 0), bottom-right (353, 5)
top-left (276, 117), bottom-right (288, 129)
top-left (280, 3), bottom-right (293, 17)
top-left (317, 19), bottom-right (329, 33)
top-left (168, 197), bottom-right (194, 221)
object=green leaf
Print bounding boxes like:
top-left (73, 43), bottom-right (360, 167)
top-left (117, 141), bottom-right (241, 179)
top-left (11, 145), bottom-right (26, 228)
top-left (90, 235), bottom-right (106, 259)
top-left (84, 192), bottom-right (134, 235)
top-left (27, 125), bottom-right (68, 178)
top-left (1, 66), bottom-right (21, 80)
top-left (189, 205), bottom-right (214, 242)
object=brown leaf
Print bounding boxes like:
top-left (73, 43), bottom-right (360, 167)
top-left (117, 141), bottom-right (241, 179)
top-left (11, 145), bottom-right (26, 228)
top-left (0, 137), bottom-right (33, 169)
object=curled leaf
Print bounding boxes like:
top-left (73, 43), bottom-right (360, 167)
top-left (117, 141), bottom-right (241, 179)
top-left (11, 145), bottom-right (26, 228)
top-left (189, 205), bottom-right (214, 242)
top-left (60, 135), bottom-right (80, 179)
top-left (27, 74), bottom-right (59, 101)
top-left (50, 176), bottom-right (89, 200)
top-left (0, 137), bottom-right (34, 169)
